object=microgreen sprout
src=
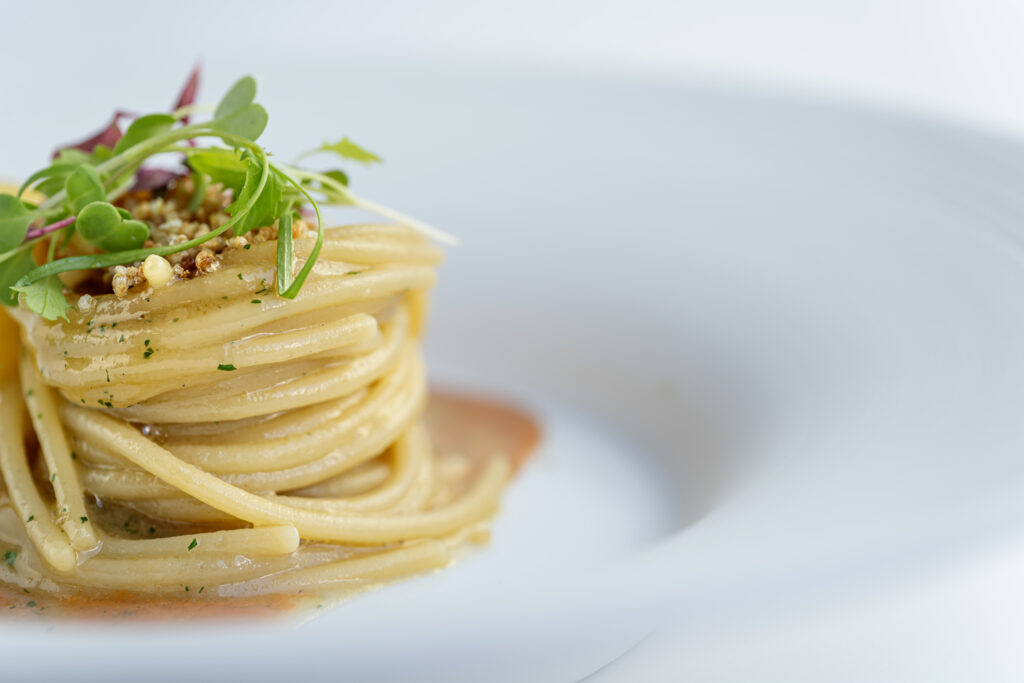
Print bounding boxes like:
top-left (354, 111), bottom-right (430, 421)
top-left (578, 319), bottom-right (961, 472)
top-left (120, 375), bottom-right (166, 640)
top-left (0, 67), bottom-right (454, 320)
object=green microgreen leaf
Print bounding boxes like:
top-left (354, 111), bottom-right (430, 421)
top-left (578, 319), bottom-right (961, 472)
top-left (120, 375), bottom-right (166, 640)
top-left (0, 194), bottom-right (33, 252)
top-left (323, 169), bottom-right (349, 187)
top-left (188, 170), bottom-right (207, 213)
top-left (12, 276), bottom-right (69, 321)
top-left (314, 137), bottom-right (381, 164)
top-left (0, 245), bottom-right (36, 307)
top-left (55, 148), bottom-right (92, 166)
top-left (74, 201), bottom-right (121, 244)
top-left (75, 201), bottom-right (149, 252)
top-left (186, 148), bottom-right (248, 194)
top-left (215, 103), bottom-right (268, 141)
top-left (64, 165), bottom-right (105, 213)
top-left (215, 76), bottom-right (257, 119)
top-left (90, 144), bottom-right (116, 163)
top-left (227, 157), bottom-right (281, 235)
top-left (18, 163), bottom-right (78, 199)
top-left (113, 114), bottom-right (176, 154)
top-left (108, 220), bottom-right (150, 251)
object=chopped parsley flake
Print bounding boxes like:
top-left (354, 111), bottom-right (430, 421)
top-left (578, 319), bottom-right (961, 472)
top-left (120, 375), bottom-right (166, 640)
top-left (80, 516), bottom-right (88, 523)
top-left (4, 550), bottom-right (16, 567)
top-left (143, 347), bottom-right (155, 359)
top-left (26, 516), bottom-right (35, 523)
top-left (187, 538), bottom-right (198, 551)
top-left (217, 364), bottom-right (236, 371)
top-left (250, 299), bottom-right (261, 304)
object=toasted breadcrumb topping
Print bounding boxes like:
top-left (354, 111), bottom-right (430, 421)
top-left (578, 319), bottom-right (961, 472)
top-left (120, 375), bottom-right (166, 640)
top-left (91, 176), bottom-right (310, 298)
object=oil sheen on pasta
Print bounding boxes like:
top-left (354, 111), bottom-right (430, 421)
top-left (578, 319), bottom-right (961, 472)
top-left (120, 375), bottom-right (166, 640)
top-left (0, 390), bottom-right (539, 619)
top-left (0, 224), bottom-right (538, 618)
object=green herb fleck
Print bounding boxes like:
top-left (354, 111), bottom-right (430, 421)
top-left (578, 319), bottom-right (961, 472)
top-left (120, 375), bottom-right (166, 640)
top-left (217, 364), bottom-right (236, 371)
top-left (187, 538), bottom-right (198, 551)
top-left (4, 550), bottom-right (16, 567)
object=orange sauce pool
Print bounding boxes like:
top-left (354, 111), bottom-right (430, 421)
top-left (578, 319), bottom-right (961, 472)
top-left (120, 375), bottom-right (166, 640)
top-left (0, 390), bottom-right (540, 621)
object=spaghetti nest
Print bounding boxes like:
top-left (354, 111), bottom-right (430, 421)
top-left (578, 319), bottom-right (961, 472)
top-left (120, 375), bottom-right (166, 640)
top-left (0, 225), bottom-right (508, 599)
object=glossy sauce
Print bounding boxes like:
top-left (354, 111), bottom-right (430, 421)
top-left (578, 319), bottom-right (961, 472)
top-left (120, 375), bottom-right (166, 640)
top-left (0, 390), bottom-right (540, 620)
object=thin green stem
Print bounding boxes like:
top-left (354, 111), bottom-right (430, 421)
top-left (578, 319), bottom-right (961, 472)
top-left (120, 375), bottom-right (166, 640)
top-left (274, 164), bottom-right (324, 299)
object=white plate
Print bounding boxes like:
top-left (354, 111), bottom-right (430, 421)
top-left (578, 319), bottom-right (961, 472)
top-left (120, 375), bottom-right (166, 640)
top-left (5, 65), bottom-right (1024, 681)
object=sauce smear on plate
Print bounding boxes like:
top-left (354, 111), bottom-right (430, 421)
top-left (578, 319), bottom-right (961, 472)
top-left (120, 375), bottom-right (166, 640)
top-left (0, 390), bottom-right (540, 620)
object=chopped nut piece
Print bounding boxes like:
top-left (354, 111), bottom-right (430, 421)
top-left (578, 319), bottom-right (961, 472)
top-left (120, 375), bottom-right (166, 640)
top-left (142, 255), bottom-right (174, 289)
top-left (94, 178), bottom-right (293, 298)
top-left (195, 249), bottom-right (219, 274)
top-left (111, 265), bottom-right (145, 298)
top-left (76, 294), bottom-right (94, 313)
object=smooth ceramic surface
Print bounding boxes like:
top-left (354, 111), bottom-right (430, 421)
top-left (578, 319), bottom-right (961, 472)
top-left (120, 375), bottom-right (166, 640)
top-left (4, 65), bottom-right (1024, 681)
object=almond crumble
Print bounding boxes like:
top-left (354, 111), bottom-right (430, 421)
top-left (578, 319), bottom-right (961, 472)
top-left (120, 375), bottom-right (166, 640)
top-left (89, 176), bottom-right (311, 298)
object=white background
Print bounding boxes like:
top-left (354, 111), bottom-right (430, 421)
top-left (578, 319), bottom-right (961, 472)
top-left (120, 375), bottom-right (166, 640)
top-left (6, 0), bottom-right (1024, 137)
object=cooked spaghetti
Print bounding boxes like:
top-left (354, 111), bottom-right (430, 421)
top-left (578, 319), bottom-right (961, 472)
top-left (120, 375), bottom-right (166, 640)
top-left (0, 71), bottom-right (526, 607)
